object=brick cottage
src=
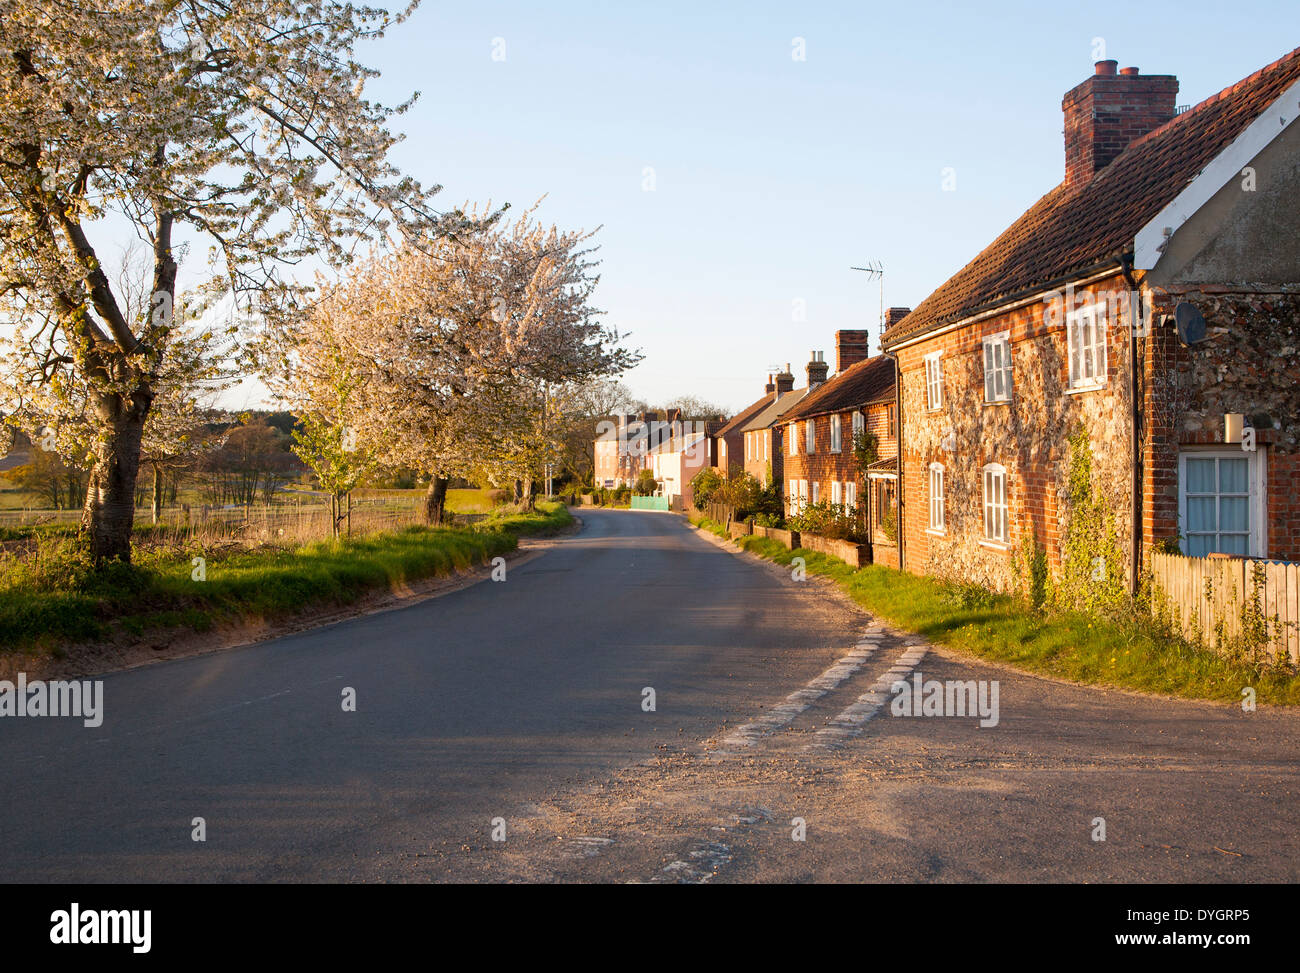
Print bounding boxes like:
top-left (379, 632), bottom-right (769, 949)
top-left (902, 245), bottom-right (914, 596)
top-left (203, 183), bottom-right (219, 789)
top-left (880, 49), bottom-right (1300, 591)
top-left (781, 329), bottom-right (901, 558)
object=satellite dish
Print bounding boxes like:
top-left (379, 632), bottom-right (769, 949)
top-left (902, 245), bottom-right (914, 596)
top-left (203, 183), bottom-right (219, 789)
top-left (1175, 302), bottom-right (1207, 345)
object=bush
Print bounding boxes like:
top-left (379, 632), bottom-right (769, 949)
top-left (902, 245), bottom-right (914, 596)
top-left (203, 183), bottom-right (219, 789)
top-left (879, 504), bottom-right (897, 543)
top-left (690, 467), bottom-right (723, 510)
top-left (633, 469), bottom-right (658, 496)
top-left (787, 500), bottom-right (866, 542)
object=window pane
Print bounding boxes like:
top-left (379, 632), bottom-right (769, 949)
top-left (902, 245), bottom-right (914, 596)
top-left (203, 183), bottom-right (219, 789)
top-left (1219, 534), bottom-right (1248, 555)
top-left (1186, 458), bottom-right (1215, 493)
top-left (1219, 497), bottom-right (1249, 532)
top-left (1069, 322), bottom-right (1081, 382)
top-left (1187, 496), bottom-right (1216, 532)
top-left (1187, 534), bottom-right (1212, 557)
top-left (1219, 458), bottom-right (1248, 494)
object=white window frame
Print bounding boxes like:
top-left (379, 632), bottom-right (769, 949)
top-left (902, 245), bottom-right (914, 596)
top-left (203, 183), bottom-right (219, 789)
top-left (1177, 449), bottom-right (1267, 558)
top-left (928, 463), bottom-right (945, 533)
top-left (845, 480), bottom-right (856, 509)
top-left (831, 481), bottom-right (842, 506)
top-left (924, 352), bottom-right (943, 410)
top-left (981, 463), bottom-right (1008, 545)
top-left (789, 422), bottom-right (798, 455)
top-left (1066, 301), bottom-right (1108, 390)
top-left (805, 419), bottom-right (816, 454)
top-left (982, 331), bottom-right (1012, 403)
top-left (811, 480), bottom-right (820, 504)
top-left (851, 410), bottom-right (864, 440)
top-left (830, 414), bottom-right (842, 453)
top-left (763, 432), bottom-right (768, 462)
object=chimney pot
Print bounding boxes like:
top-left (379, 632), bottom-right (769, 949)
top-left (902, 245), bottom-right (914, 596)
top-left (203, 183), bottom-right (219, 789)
top-left (806, 351), bottom-right (829, 388)
top-left (774, 366), bottom-right (795, 397)
top-left (1095, 59), bottom-right (1118, 76)
top-left (1120, 66), bottom-right (1140, 76)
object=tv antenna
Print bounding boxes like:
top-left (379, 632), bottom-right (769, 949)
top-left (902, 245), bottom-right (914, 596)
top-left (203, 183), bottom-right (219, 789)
top-left (851, 261), bottom-right (884, 344)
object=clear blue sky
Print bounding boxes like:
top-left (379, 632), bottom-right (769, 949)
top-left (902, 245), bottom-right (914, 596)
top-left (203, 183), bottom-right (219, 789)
top-left (311, 1), bottom-right (1298, 412)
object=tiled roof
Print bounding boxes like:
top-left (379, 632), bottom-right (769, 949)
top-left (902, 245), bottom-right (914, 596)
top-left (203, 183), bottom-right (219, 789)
top-left (783, 355), bottom-right (896, 420)
top-left (739, 388), bottom-right (809, 432)
top-left (716, 393), bottom-right (774, 437)
top-left (882, 45), bottom-right (1300, 347)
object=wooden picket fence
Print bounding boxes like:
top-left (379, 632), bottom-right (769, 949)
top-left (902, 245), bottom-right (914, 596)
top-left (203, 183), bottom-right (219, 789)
top-left (703, 501), bottom-right (735, 525)
top-left (1149, 551), bottom-right (1300, 664)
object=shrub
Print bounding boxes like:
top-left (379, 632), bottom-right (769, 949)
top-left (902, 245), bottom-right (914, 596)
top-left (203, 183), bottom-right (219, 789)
top-left (787, 500), bottom-right (866, 542)
top-left (879, 504), bottom-right (897, 543)
top-left (633, 469), bottom-right (658, 496)
top-left (690, 467), bottom-right (723, 510)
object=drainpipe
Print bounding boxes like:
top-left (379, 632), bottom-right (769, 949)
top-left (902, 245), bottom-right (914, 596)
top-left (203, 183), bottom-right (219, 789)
top-left (1121, 253), bottom-right (1143, 596)
top-left (881, 348), bottom-right (904, 571)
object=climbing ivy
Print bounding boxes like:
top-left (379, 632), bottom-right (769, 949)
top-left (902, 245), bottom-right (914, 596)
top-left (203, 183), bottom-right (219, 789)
top-left (1053, 429), bottom-right (1129, 617)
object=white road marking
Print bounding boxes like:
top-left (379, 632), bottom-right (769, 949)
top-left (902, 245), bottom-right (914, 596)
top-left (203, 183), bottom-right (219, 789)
top-left (565, 836), bottom-right (614, 858)
top-left (716, 629), bottom-right (887, 751)
top-left (654, 840), bottom-right (733, 883)
top-left (810, 645), bottom-right (928, 749)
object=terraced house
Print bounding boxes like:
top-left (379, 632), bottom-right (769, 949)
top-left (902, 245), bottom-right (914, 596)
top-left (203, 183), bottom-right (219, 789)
top-left (781, 331), bottom-right (900, 558)
top-left (738, 364), bottom-right (808, 486)
top-left (714, 367), bottom-right (796, 477)
top-left (880, 49), bottom-right (1300, 591)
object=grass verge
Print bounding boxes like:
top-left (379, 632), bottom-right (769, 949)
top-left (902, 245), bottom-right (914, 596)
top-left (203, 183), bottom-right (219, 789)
top-left (1, 501), bottom-right (572, 656)
top-left (688, 513), bottom-right (1299, 705)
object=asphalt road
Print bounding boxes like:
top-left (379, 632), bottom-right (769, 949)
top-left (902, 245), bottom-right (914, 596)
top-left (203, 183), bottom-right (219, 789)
top-left (1, 509), bottom-right (1296, 882)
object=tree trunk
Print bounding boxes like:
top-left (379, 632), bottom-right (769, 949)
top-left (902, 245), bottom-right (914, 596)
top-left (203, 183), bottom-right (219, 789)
top-left (521, 474), bottom-right (535, 511)
top-left (423, 476), bottom-right (449, 526)
top-left (80, 388), bottom-right (151, 564)
top-left (151, 464), bottom-right (163, 525)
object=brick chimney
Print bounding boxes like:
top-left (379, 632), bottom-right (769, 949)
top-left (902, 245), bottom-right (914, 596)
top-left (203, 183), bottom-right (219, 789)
top-left (834, 330), bottom-right (870, 373)
top-left (806, 350), bottom-right (829, 388)
top-left (764, 373), bottom-right (776, 395)
top-left (884, 307), bottom-right (912, 329)
top-left (1063, 60), bottom-right (1177, 190)
top-left (774, 364), bottom-right (795, 397)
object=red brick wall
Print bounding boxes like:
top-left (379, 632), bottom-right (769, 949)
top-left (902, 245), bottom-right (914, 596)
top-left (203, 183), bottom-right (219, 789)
top-left (1144, 289), bottom-right (1300, 562)
top-left (890, 277), bottom-right (1300, 591)
top-left (783, 404), bottom-right (898, 509)
top-left (892, 273), bottom-right (1135, 590)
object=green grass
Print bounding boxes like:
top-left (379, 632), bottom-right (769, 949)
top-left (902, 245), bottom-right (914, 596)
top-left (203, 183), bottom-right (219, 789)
top-left (445, 487), bottom-right (503, 514)
top-left (0, 501), bottom-right (572, 656)
top-left (689, 514), bottom-right (1299, 705)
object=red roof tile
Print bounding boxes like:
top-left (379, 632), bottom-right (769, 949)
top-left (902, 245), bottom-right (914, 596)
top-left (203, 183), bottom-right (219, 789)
top-left (882, 46), bottom-right (1300, 347)
top-left (783, 355), bottom-right (896, 420)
